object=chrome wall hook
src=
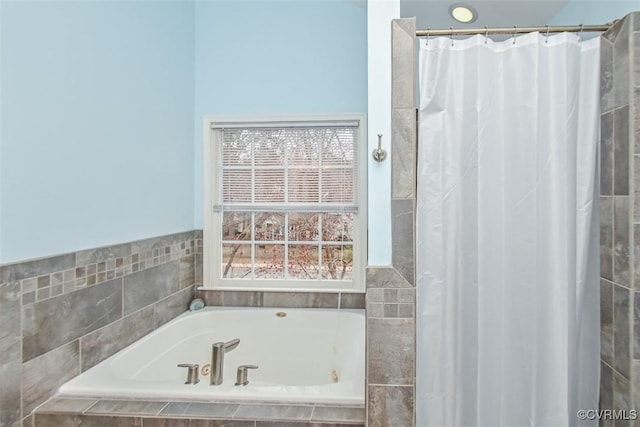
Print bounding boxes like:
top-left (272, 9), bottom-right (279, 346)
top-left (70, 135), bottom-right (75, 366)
top-left (372, 134), bottom-right (387, 162)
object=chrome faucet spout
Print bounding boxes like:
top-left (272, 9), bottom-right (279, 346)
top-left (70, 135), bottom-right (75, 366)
top-left (210, 338), bottom-right (240, 385)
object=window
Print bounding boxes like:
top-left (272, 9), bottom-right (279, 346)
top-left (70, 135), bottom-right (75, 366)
top-left (203, 116), bottom-right (366, 292)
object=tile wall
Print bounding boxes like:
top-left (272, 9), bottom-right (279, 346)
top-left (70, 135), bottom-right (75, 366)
top-left (600, 13), bottom-right (640, 425)
top-left (363, 18), bottom-right (417, 427)
top-left (0, 230), bottom-right (201, 426)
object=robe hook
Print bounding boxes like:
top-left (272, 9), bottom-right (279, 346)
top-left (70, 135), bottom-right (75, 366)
top-left (372, 134), bottom-right (387, 162)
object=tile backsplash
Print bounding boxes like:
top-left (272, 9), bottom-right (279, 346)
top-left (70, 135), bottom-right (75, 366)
top-left (0, 230), bottom-right (201, 426)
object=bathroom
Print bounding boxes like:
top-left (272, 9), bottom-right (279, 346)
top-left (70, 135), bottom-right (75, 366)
top-left (1, 0), bottom-right (640, 426)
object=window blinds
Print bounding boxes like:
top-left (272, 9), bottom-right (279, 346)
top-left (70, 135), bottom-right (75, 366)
top-left (214, 124), bottom-right (358, 213)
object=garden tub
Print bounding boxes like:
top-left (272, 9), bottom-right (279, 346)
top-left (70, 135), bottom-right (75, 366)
top-left (58, 306), bottom-right (365, 405)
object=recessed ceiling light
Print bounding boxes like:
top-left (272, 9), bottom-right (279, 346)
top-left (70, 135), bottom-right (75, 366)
top-left (449, 3), bottom-right (477, 24)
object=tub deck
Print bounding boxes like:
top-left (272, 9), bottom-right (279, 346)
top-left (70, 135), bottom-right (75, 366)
top-left (32, 395), bottom-right (365, 426)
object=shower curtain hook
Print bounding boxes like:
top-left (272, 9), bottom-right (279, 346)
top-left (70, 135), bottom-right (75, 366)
top-left (545, 25), bottom-right (550, 44)
top-left (450, 27), bottom-right (454, 46)
top-left (426, 28), bottom-right (430, 45)
top-left (512, 25), bottom-right (517, 44)
top-left (484, 26), bottom-right (489, 44)
top-left (578, 24), bottom-right (584, 42)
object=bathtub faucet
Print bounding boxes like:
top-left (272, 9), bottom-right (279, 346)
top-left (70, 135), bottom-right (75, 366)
top-left (210, 338), bottom-right (240, 385)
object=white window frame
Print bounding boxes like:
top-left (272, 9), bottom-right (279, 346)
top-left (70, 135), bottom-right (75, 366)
top-left (202, 114), bottom-right (367, 293)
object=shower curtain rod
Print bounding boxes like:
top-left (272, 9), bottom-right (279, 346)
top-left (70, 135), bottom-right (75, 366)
top-left (416, 23), bottom-right (613, 37)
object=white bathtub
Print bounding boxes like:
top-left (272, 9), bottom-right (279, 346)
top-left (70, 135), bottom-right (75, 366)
top-left (59, 307), bottom-right (365, 405)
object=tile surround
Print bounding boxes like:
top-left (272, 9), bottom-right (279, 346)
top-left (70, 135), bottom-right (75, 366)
top-left (601, 12), bottom-right (640, 420)
top-left (363, 17), bottom-right (417, 427)
top-left (31, 397), bottom-right (365, 427)
top-left (7, 228), bottom-right (364, 426)
top-left (0, 230), bottom-right (200, 426)
top-left (198, 290), bottom-right (365, 310)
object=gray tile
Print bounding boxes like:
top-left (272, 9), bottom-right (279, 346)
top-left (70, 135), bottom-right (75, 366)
top-left (37, 397), bottom-right (98, 413)
top-left (366, 302), bottom-right (384, 318)
top-left (634, 158), bottom-right (640, 226)
top-left (614, 106), bottom-right (630, 195)
top-left (311, 406), bottom-right (365, 423)
top-left (614, 284), bottom-right (631, 379)
top-left (262, 292), bottom-right (338, 308)
top-left (601, 197), bottom-right (614, 281)
top-left (367, 385), bottom-right (413, 427)
top-left (391, 108), bottom-right (417, 199)
top-left (398, 303), bottom-right (414, 318)
top-left (635, 291), bottom-right (640, 359)
top-left (131, 231), bottom-right (195, 255)
top-left (23, 278), bottom-right (122, 362)
top-left (256, 423), bottom-right (361, 427)
top-left (234, 404), bottom-right (313, 421)
top-left (155, 287), bottom-right (193, 328)
top-left (123, 261), bottom-right (179, 315)
top-left (80, 306), bottom-right (154, 371)
top-left (635, 89), bottom-right (640, 154)
top-left (383, 304), bottom-right (398, 318)
top-left (33, 414), bottom-right (142, 427)
top-left (160, 402), bottom-right (239, 418)
top-left (614, 370), bottom-right (632, 426)
top-left (397, 288), bottom-right (414, 303)
top-left (86, 400), bottom-right (167, 416)
top-left (0, 281), bottom-right (22, 365)
top-left (0, 360), bottom-right (22, 426)
top-left (366, 267), bottom-right (412, 289)
top-left (633, 360), bottom-right (640, 409)
top-left (601, 362), bottom-right (614, 412)
top-left (201, 291), bottom-right (263, 307)
top-left (76, 243), bottom-right (132, 267)
top-left (339, 293), bottom-right (365, 309)
top-left (180, 255), bottom-right (195, 290)
top-left (391, 200), bottom-right (415, 286)
top-left (366, 288), bottom-right (385, 303)
top-left (602, 111), bottom-right (614, 195)
top-left (0, 253), bottom-right (75, 283)
top-left (613, 18), bottom-right (631, 108)
top-left (601, 280), bottom-right (614, 366)
top-left (391, 19), bottom-right (416, 109)
top-left (600, 363), bottom-right (614, 427)
top-left (613, 197), bottom-right (630, 287)
top-left (367, 318), bottom-right (414, 385)
top-left (23, 341), bottom-right (80, 416)
top-left (195, 253), bottom-right (203, 285)
top-left (143, 419), bottom-right (254, 427)
top-left (601, 37), bottom-right (614, 113)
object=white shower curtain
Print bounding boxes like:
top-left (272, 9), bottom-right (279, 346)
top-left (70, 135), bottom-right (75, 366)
top-left (416, 32), bottom-right (600, 426)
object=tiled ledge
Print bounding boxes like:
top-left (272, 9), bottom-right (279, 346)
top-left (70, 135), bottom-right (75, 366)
top-left (32, 396), bottom-right (365, 427)
top-left (197, 289), bottom-right (365, 310)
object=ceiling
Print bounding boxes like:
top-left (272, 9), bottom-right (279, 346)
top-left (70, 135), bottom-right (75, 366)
top-left (401, 0), bottom-right (569, 30)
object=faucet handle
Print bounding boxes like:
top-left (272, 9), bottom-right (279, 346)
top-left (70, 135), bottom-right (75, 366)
top-left (235, 365), bottom-right (259, 386)
top-left (177, 363), bottom-right (200, 384)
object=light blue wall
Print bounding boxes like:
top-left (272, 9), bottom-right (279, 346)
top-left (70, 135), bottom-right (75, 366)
top-left (0, 1), bottom-right (195, 263)
top-left (193, 0), bottom-right (368, 228)
top-left (550, 0), bottom-right (640, 25)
